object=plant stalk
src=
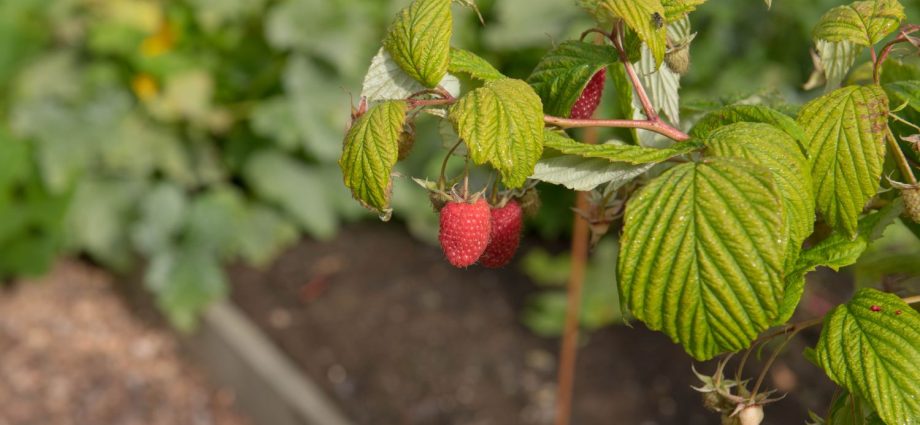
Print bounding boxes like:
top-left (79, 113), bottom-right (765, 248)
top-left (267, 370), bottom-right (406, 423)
top-left (553, 127), bottom-right (596, 425)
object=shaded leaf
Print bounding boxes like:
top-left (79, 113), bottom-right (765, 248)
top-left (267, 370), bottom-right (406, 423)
top-left (449, 48), bottom-right (505, 81)
top-left (544, 129), bottom-right (702, 164)
top-left (527, 41), bottom-right (618, 117)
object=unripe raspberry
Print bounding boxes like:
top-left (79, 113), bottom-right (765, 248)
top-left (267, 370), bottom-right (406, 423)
top-left (569, 68), bottom-right (606, 119)
top-left (439, 198), bottom-right (492, 268)
top-left (665, 46), bottom-right (691, 75)
top-left (481, 201), bottom-right (524, 268)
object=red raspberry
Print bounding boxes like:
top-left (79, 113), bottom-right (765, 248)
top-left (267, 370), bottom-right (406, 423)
top-left (439, 198), bottom-right (492, 268)
top-left (480, 200), bottom-right (523, 269)
top-left (569, 68), bottom-right (607, 119)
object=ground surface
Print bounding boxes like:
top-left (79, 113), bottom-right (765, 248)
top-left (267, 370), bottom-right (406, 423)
top-left (231, 223), bottom-right (837, 425)
top-left (0, 261), bottom-right (251, 425)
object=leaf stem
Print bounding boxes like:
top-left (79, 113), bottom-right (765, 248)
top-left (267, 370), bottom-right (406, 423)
top-left (438, 139), bottom-right (465, 189)
top-left (886, 126), bottom-right (918, 185)
top-left (751, 331), bottom-right (799, 398)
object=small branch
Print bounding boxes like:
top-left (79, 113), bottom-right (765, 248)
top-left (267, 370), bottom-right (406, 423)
top-left (904, 294), bottom-right (920, 305)
top-left (408, 98), bottom-right (455, 109)
top-left (544, 115), bottom-right (691, 141)
top-left (580, 28), bottom-right (614, 43)
top-left (890, 112), bottom-right (920, 134)
top-left (874, 25), bottom-right (920, 84)
top-left (612, 22), bottom-right (659, 121)
top-left (886, 127), bottom-right (919, 185)
top-left (553, 128), bottom-right (596, 425)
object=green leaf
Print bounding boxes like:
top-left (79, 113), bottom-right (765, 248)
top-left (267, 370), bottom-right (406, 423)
top-left (526, 41), bottom-right (618, 117)
top-left (382, 0), bottom-right (452, 88)
top-left (690, 104), bottom-right (807, 144)
top-left (339, 100), bottom-right (407, 215)
top-left (661, 0), bottom-right (706, 22)
top-left (448, 48), bottom-right (505, 81)
top-left (798, 85), bottom-right (889, 238)
top-left (813, 0), bottom-right (905, 47)
top-left (779, 200), bottom-right (902, 323)
top-left (246, 151), bottom-right (339, 239)
top-left (580, 0), bottom-right (667, 67)
top-left (815, 288), bottom-right (920, 425)
top-left (618, 158), bottom-right (787, 360)
top-left (544, 129), bottom-right (702, 164)
top-left (146, 247), bottom-right (227, 331)
top-left (449, 79), bottom-right (544, 188)
top-left (883, 80), bottom-right (920, 114)
top-left (702, 123), bottom-right (814, 244)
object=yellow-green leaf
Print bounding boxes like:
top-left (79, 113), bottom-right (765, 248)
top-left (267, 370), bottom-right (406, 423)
top-left (797, 85), bottom-right (889, 238)
top-left (703, 123), bottom-right (814, 245)
top-left (816, 288), bottom-right (920, 425)
top-left (813, 0), bottom-right (905, 47)
top-left (339, 100), bottom-right (406, 216)
top-left (581, 0), bottom-right (668, 67)
top-left (618, 158), bottom-right (787, 360)
top-left (661, 0), bottom-right (706, 21)
top-left (448, 79), bottom-right (544, 188)
top-left (383, 0), bottom-right (452, 88)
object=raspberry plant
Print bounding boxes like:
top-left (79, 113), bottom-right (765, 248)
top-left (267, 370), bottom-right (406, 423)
top-left (340, 0), bottom-right (920, 423)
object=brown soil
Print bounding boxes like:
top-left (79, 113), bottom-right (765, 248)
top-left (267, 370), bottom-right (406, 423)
top-left (0, 261), bottom-right (250, 425)
top-left (231, 223), bottom-right (836, 425)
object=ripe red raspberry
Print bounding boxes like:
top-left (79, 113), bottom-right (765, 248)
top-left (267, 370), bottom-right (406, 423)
top-left (480, 200), bottom-right (523, 268)
top-left (569, 68), bottom-right (607, 119)
top-left (439, 198), bottom-right (492, 268)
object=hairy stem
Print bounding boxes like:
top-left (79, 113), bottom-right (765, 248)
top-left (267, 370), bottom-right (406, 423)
top-left (873, 25), bottom-right (920, 84)
top-left (438, 139), bottom-right (465, 189)
top-left (544, 115), bottom-right (691, 141)
top-left (613, 22), bottom-right (658, 121)
top-left (886, 127), bottom-right (918, 185)
top-left (554, 128), bottom-right (597, 425)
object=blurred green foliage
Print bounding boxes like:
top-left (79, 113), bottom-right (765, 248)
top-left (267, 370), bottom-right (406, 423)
top-left (1, 0), bottom-right (918, 330)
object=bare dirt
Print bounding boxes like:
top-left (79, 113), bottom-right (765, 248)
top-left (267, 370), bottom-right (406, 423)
top-left (0, 261), bottom-right (251, 425)
top-left (230, 223), bottom-right (837, 425)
